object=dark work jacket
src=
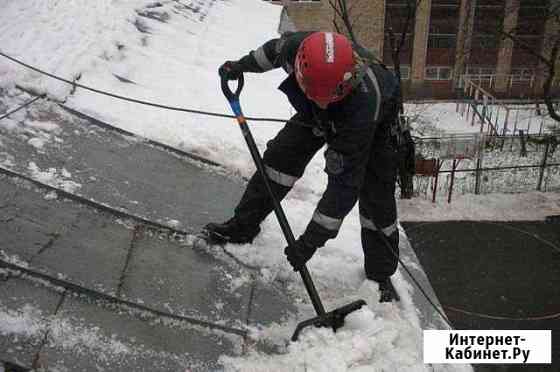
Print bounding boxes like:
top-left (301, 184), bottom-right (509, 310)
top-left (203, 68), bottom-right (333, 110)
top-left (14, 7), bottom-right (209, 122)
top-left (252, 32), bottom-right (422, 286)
top-left (237, 31), bottom-right (400, 247)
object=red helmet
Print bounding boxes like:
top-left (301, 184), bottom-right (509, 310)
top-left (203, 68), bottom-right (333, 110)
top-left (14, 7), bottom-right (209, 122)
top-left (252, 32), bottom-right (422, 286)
top-left (294, 32), bottom-right (355, 108)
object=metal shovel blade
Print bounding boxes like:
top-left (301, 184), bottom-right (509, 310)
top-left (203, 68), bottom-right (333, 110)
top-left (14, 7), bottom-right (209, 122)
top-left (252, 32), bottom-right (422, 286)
top-left (291, 299), bottom-right (367, 341)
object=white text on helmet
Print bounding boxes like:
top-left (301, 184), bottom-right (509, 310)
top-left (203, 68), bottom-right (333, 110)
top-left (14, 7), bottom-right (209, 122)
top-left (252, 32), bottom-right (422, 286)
top-left (324, 32), bottom-right (334, 64)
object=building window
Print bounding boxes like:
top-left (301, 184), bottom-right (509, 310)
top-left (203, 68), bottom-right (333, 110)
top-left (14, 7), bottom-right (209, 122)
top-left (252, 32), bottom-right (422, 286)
top-left (426, 67), bottom-right (439, 80)
top-left (511, 68), bottom-right (535, 81)
top-left (472, 35), bottom-right (500, 49)
top-left (426, 66), bottom-right (452, 80)
top-left (439, 67), bottom-right (452, 80)
top-left (428, 34), bottom-right (456, 49)
top-left (466, 66), bottom-right (495, 76)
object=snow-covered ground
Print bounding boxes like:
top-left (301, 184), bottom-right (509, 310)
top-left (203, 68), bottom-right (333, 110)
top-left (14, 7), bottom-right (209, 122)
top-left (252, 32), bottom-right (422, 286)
top-left (407, 103), bottom-right (480, 137)
top-left (399, 192), bottom-right (560, 221)
top-left (0, 0), bottom-right (557, 370)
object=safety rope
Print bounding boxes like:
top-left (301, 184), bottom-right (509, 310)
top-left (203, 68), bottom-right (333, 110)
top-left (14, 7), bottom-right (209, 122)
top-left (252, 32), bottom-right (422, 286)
top-left (0, 165), bottom-right (259, 272)
top-left (378, 231), bottom-right (455, 329)
top-left (0, 258), bottom-right (248, 337)
top-left (0, 165), bottom-right (197, 235)
top-left (0, 93), bottom-right (46, 121)
top-left (0, 51), bottom-right (286, 124)
top-left (58, 104), bottom-right (222, 168)
top-left (444, 305), bottom-right (560, 321)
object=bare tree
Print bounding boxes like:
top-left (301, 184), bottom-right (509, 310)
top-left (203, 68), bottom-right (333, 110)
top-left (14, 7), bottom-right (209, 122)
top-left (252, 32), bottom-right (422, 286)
top-left (328, 0), bottom-right (359, 45)
top-left (385, 0), bottom-right (422, 87)
top-left (487, 0), bottom-right (560, 124)
top-left (327, 0), bottom-right (419, 198)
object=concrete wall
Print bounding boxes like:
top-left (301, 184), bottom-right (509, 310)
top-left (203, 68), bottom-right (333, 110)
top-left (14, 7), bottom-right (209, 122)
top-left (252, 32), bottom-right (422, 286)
top-left (453, 0), bottom-right (476, 87)
top-left (495, 0), bottom-right (520, 92)
top-left (283, 0), bottom-right (386, 58)
top-left (410, 0), bottom-right (431, 83)
top-left (274, 0), bottom-right (549, 99)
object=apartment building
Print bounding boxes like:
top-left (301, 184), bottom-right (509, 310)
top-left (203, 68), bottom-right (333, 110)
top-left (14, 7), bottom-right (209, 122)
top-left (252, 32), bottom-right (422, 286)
top-left (264, 0), bottom-right (554, 99)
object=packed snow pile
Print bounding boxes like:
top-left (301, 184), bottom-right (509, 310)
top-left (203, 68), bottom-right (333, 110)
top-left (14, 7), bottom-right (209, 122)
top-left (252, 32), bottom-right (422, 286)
top-left (27, 161), bottom-right (82, 192)
top-left (0, 0), bottom-right (150, 99)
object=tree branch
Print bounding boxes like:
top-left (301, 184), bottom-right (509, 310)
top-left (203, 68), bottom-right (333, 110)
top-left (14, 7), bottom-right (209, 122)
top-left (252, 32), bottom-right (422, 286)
top-left (499, 29), bottom-right (552, 67)
top-left (327, 0), bottom-right (359, 45)
top-left (543, 37), bottom-right (560, 123)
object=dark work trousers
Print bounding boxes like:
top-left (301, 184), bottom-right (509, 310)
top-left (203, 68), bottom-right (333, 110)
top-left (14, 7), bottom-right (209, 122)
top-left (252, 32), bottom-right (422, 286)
top-left (235, 116), bottom-right (325, 226)
top-left (234, 115), bottom-right (399, 281)
top-left (359, 129), bottom-right (399, 281)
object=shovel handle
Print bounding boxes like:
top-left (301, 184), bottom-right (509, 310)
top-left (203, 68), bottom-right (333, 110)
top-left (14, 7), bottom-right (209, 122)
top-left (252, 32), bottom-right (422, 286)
top-left (221, 74), bottom-right (327, 318)
top-left (221, 75), bottom-right (244, 104)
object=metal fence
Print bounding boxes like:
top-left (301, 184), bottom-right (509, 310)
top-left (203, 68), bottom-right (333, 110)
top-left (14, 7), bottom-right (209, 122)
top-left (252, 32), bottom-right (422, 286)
top-left (457, 77), bottom-right (560, 137)
top-left (411, 134), bottom-right (560, 202)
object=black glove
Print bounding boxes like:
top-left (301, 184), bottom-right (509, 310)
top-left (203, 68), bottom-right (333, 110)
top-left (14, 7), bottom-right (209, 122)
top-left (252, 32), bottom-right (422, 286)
top-left (219, 60), bottom-right (243, 81)
top-left (284, 238), bottom-right (318, 272)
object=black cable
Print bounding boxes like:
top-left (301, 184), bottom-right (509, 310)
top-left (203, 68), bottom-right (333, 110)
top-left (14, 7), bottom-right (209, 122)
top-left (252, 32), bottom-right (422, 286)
top-left (0, 258), bottom-right (247, 337)
top-left (0, 51), bottom-right (286, 124)
top-left (379, 230), bottom-right (455, 329)
top-left (0, 165), bottom-right (259, 272)
top-left (0, 94), bottom-right (45, 121)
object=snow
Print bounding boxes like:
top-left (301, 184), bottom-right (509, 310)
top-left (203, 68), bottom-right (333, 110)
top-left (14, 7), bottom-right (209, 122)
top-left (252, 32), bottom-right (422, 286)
top-left (0, 250), bottom-right (29, 269)
top-left (0, 303), bottom-right (189, 366)
top-left (399, 192), bottom-right (560, 221)
top-left (407, 103), bottom-right (480, 137)
top-left (27, 161), bottom-right (82, 192)
top-left (1, 0), bottom-right (291, 178)
top-left (0, 0), bottom-right (555, 370)
top-left (0, 0), bottom-right (150, 100)
top-left (43, 190), bottom-right (59, 200)
top-left (0, 304), bottom-right (44, 339)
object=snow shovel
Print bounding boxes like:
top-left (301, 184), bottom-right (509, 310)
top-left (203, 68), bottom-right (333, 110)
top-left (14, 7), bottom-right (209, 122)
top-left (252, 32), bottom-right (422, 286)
top-left (221, 74), bottom-right (366, 341)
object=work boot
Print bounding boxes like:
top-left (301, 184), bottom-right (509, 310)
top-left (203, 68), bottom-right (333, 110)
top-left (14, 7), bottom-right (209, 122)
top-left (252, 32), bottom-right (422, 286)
top-left (203, 218), bottom-right (261, 245)
top-left (378, 278), bottom-right (400, 303)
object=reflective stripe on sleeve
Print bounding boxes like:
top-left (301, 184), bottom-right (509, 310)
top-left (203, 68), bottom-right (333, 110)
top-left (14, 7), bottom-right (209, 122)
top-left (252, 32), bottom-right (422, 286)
top-left (254, 46), bottom-right (274, 71)
top-left (360, 214), bottom-right (397, 236)
top-left (265, 165), bottom-right (298, 187)
top-left (365, 67), bottom-right (382, 122)
top-left (312, 210), bottom-right (343, 231)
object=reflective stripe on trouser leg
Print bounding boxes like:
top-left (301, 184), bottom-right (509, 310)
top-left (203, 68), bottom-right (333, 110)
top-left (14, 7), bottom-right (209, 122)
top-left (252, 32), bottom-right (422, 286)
top-left (265, 165), bottom-right (298, 187)
top-left (312, 210), bottom-right (343, 232)
top-left (360, 215), bottom-right (397, 237)
top-left (235, 119), bottom-right (324, 227)
top-left (235, 164), bottom-right (298, 226)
